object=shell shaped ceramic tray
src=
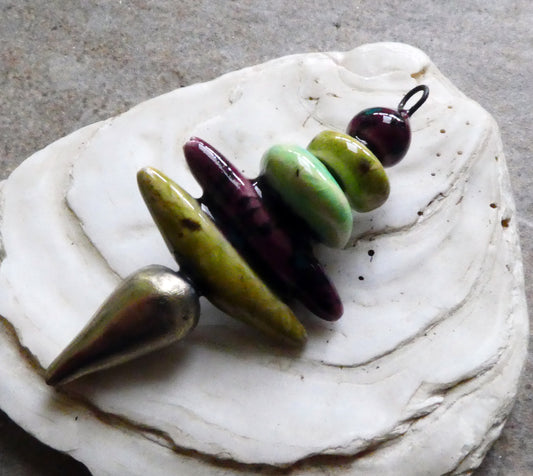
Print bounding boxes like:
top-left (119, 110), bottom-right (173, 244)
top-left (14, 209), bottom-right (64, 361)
top-left (0, 43), bottom-right (528, 475)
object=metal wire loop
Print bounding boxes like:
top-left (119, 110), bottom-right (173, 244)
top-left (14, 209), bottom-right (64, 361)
top-left (398, 85), bottom-right (430, 117)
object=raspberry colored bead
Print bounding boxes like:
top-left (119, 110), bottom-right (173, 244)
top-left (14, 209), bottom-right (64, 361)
top-left (347, 85), bottom-right (430, 167)
top-left (183, 137), bottom-right (343, 321)
top-left (346, 107), bottom-right (410, 167)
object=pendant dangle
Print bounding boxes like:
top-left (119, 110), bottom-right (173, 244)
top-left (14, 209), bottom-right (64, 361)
top-left (46, 85), bottom-right (429, 386)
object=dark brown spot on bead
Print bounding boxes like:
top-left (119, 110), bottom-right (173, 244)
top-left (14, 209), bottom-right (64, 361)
top-left (440, 129), bottom-right (446, 134)
top-left (359, 161), bottom-right (371, 174)
top-left (490, 203), bottom-right (497, 208)
top-left (358, 276), bottom-right (364, 281)
top-left (181, 218), bottom-right (201, 231)
top-left (501, 218), bottom-right (511, 228)
top-left (417, 211), bottom-right (424, 216)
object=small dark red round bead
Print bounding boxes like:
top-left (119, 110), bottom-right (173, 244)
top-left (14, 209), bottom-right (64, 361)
top-left (346, 107), bottom-right (411, 167)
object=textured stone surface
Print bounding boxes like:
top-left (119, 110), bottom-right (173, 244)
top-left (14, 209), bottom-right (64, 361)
top-left (0, 1), bottom-right (531, 475)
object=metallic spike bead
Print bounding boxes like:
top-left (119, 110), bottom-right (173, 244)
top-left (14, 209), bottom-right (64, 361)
top-left (45, 265), bottom-right (200, 386)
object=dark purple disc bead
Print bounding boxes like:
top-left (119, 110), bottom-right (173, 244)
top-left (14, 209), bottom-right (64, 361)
top-left (184, 137), bottom-right (343, 321)
top-left (346, 107), bottom-right (411, 168)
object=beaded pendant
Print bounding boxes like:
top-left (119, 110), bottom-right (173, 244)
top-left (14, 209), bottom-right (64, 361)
top-left (46, 85), bottom-right (429, 386)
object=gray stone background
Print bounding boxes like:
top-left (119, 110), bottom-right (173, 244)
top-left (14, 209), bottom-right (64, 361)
top-left (0, 1), bottom-right (531, 474)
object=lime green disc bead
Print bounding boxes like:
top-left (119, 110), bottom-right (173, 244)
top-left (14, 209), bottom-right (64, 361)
top-left (261, 144), bottom-right (352, 248)
top-left (307, 131), bottom-right (390, 213)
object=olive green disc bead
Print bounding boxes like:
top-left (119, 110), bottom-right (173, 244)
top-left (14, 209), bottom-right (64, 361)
top-left (307, 131), bottom-right (390, 212)
top-left (137, 167), bottom-right (307, 347)
top-left (261, 144), bottom-right (352, 248)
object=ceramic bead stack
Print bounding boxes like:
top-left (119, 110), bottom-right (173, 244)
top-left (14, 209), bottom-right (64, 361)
top-left (45, 85), bottom-right (429, 386)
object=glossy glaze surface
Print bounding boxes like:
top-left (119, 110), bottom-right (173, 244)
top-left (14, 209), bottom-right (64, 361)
top-left (137, 166), bottom-right (307, 346)
top-left (261, 144), bottom-right (352, 248)
top-left (184, 137), bottom-right (343, 321)
top-left (347, 107), bottom-right (411, 167)
top-left (307, 130), bottom-right (390, 212)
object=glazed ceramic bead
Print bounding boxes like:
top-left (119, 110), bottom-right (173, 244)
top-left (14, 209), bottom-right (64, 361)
top-left (307, 130), bottom-right (390, 212)
top-left (346, 85), bottom-right (430, 167)
top-left (260, 144), bottom-right (352, 248)
top-left (137, 166), bottom-right (307, 346)
top-left (346, 107), bottom-right (411, 168)
top-left (183, 137), bottom-right (343, 321)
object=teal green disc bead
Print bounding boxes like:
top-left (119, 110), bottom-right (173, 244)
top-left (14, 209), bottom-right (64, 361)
top-left (307, 131), bottom-right (390, 213)
top-left (261, 144), bottom-right (352, 248)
